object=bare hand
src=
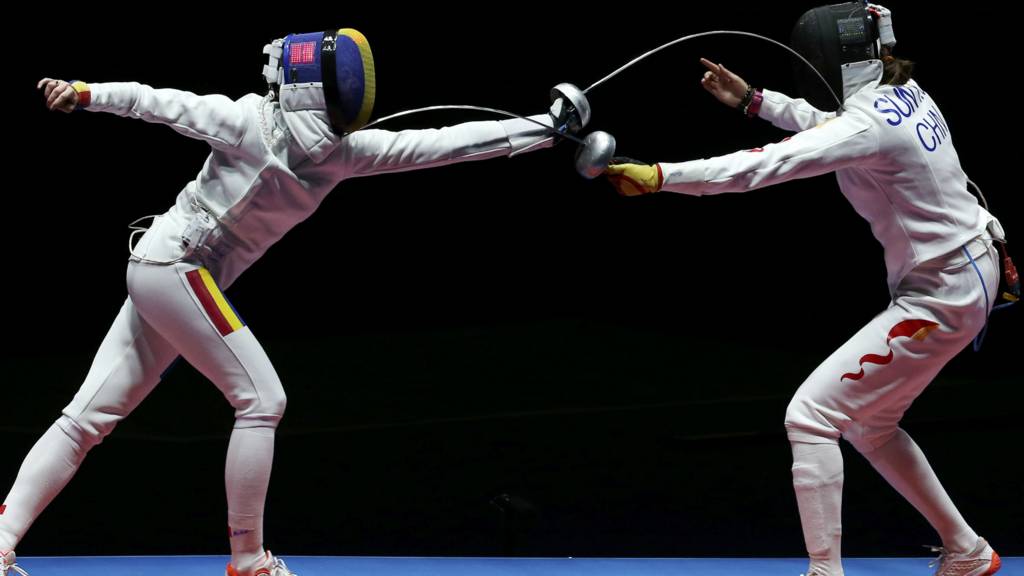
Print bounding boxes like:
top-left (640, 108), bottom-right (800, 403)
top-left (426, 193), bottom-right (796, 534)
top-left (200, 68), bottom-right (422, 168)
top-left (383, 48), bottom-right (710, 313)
top-left (37, 78), bottom-right (79, 113)
top-left (699, 59), bottom-right (749, 109)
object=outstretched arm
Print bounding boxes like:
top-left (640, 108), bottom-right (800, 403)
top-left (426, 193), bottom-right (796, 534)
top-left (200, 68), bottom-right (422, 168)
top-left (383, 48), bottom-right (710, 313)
top-left (337, 116), bottom-right (552, 177)
top-left (606, 115), bottom-right (877, 197)
top-left (38, 78), bottom-right (250, 150)
top-left (337, 95), bottom-right (582, 177)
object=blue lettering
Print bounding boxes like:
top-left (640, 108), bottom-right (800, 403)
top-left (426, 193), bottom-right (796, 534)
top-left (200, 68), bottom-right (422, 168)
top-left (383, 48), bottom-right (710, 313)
top-left (917, 122), bottom-right (938, 152)
top-left (928, 108), bottom-right (949, 139)
top-left (875, 97), bottom-right (904, 126)
top-left (895, 86), bottom-right (918, 112)
top-left (888, 91), bottom-right (914, 117)
top-left (916, 107), bottom-right (951, 152)
top-left (911, 85), bottom-right (926, 104)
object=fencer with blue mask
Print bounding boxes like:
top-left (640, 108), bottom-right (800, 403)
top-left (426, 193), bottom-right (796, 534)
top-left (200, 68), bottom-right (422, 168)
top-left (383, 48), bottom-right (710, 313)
top-left (6, 27), bottom-right (592, 576)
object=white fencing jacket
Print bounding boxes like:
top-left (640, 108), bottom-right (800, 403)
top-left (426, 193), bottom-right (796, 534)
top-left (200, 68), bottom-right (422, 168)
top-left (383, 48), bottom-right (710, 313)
top-left (86, 82), bottom-right (554, 278)
top-left (658, 61), bottom-right (998, 293)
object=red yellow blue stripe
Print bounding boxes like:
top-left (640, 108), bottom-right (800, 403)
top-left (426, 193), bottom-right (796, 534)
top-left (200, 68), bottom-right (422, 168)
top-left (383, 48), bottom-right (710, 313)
top-left (70, 80), bottom-right (91, 109)
top-left (186, 268), bottom-right (245, 336)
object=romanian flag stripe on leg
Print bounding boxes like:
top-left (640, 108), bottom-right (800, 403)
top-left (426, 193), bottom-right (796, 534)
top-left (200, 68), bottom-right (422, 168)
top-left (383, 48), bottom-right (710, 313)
top-left (186, 268), bottom-right (245, 336)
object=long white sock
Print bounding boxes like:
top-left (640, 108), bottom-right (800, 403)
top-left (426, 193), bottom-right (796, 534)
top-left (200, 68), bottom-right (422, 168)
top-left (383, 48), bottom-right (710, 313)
top-left (226, 425), bottom-right (275, 572)
top-left (858, 428), bottom-right (977, 553)
top-left (791, 441), bottom-right (845, 576)
top-left (0, 423), bottom-right (87, 551)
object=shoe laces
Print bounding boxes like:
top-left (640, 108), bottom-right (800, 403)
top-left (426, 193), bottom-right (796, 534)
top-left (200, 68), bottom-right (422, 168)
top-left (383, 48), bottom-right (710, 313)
top-left (927, 544), bottom-right (950, 570)
top-left (268, 555), bottom-right (294, 576)
top-left (0, 559), bottom-right (29, 576)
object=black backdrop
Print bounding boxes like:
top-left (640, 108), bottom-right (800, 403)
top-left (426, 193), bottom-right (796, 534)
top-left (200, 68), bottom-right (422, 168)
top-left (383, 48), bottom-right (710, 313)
top-left (7, 2), bottom-right (1021, 558)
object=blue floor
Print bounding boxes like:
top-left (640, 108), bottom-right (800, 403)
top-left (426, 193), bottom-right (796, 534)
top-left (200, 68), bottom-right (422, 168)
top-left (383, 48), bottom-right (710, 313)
top-left (15, 556), bottom-right (1021, 575)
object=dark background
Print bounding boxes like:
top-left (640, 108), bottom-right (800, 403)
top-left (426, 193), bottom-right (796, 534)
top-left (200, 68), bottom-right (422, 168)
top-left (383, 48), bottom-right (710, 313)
top-left (8, 2), bottom-right (1021, 559)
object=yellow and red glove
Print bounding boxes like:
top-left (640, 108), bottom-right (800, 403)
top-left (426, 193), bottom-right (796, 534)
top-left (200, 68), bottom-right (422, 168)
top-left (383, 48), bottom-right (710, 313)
top-left (605, 159), bottom-right (663, 197)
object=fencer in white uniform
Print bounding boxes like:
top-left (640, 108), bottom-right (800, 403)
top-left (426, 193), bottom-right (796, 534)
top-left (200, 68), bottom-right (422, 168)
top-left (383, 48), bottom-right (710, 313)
top-left (604, 4), bottom-right (1008, 576)
top-left (3, 27), bottom-right (589, 576)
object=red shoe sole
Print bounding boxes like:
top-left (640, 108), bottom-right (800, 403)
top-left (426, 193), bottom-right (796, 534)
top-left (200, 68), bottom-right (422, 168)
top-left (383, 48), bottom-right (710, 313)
top-left (984, 551), bottom-right (1002, 575)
